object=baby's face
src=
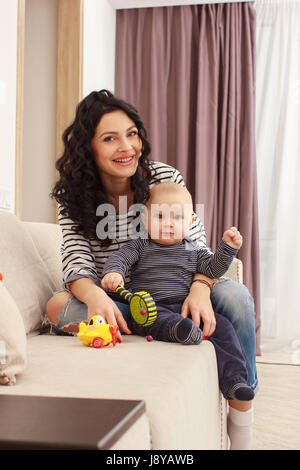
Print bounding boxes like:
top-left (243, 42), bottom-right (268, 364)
top-left (143, 191), bottom-right (193, 245)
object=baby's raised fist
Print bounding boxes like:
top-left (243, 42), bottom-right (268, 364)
top-left (223, 227), bottom-right (243, 249)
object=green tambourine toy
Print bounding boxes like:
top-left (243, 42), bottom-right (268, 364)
top-left (115, 285), bottom-right (157, 327)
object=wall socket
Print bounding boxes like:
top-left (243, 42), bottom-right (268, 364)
top-left (0, 187), bottom-right (12, 210)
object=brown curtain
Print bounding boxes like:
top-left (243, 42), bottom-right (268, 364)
top-left (116, 2), bottom-right (261, 354)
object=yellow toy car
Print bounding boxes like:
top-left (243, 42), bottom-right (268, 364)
top-left (77, 315), bottom-right (120, 348)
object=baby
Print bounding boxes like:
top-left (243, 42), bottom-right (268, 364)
top-left (102, 182), bottom-right (253, 402)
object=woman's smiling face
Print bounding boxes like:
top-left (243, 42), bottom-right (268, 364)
top-left (91, 109), bottom-right (142, 180)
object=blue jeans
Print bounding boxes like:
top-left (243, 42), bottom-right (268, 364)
top-left (53, 278), bottom-right (258, 392)
top-left (210, 279), bottom-right (258, 393)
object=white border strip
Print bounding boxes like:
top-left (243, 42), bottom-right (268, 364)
top-left (109, 0), bottom-right (251, 10)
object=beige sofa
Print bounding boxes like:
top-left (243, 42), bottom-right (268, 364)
top-left (0, 209), bottom-right (243, 450)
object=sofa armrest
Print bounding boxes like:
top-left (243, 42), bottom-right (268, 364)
top-left (223, 258), bottom-right (243, 284)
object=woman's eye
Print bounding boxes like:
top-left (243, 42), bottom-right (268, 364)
top-left (128, 130), bottom-right (138, 137)
top-left (103, 136), bottom-right (114, 142)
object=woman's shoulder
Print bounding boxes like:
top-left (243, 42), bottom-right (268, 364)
top-left (148, 161), bottom-right (185, 186)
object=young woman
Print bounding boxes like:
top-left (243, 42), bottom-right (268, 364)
top-left (46, 90), bottom-right (258, 449)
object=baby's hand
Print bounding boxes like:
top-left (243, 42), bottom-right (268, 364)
top-left (101, 272), bottom-right (124, 291)
top-left (223, 227), bottom-right (243, 249)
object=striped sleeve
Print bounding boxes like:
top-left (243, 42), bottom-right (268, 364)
top-left (58, 205), bottom-right (99, 289)
top-left (101, 238), bottom-right (147, 280)
top-left (196, 240), bottom-right (238, 279)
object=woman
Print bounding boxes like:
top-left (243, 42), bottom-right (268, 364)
top-left (46, 90), bottom-right (257, 448)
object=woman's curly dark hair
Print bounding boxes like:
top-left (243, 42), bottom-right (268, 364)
top-left (51, 90), bottom-right (152, 245)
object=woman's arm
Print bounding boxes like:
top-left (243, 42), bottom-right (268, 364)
top-left (58, 206), bottom-right (131, 336)
top-left (58, 206), bottom-right (99, 288)
top-left (181, 274), bottom-right (216, 338)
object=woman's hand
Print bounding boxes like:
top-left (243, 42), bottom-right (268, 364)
top-left (86, 288), bottom-right (131, 341)
top-left (70, 278), bottom-right (131, 341)
top-left (181, 280), bottom-right (216, 338)
top-left (101, 272), bottom-right (124, 291)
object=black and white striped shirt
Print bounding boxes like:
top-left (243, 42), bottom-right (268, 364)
top-left (58, 161), bottom-right (207, 290)
top-left (102, 238), bottom-right (238, 302)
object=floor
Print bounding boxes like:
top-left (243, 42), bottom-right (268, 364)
top-left (252, 339), bottom-right (300, 450)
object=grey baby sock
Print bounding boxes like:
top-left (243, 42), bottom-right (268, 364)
top-left (169, 318), bottom-right (202, 345)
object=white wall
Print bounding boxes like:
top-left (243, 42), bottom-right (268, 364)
top-left (22, 0), bottom-right (116, 222)
top-left (22, 0), bottom-right (57, 223)
top-left (83, 0), bottom-right (116, 97)
top-left (0, 0), bottom-right (18, 213)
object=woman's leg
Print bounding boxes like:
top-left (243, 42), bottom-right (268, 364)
top-left (210, 279), bottom-right (258, 393)
top-left (46, 292), bottom-right (76, 334)
top-left (46, 292), bottom-right (131, 335)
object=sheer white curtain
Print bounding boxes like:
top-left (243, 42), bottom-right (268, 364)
top-left (255, 0), bottom-right (300, 344)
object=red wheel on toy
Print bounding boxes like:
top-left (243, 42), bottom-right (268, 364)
top-left (92, 337), bottom-right (104, 348)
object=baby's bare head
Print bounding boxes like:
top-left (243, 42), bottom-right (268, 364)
top-left (147, 182), bottom-right (193, 208)
top-left (143, 182), bottom-right (194, 244)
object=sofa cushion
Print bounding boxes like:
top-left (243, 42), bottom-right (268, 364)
top-left (23, 221), bottom-right (63, 292)
top-left (0, 279), bottom-right (27, 385)
top-left (0, 210), bottom-right (55, 334)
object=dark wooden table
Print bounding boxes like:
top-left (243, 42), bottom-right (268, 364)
top-left (0, 394), bottom-right (145, 450)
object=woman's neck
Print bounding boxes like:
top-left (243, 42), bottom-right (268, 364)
top-left (101, 174), bottom-right (134, 213)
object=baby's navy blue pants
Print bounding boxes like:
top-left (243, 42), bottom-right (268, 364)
top-left (128, 298), bottom-right (248, 400)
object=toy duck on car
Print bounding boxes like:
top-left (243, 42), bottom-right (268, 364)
top-left (77, 315), bottom-right (120, 348)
